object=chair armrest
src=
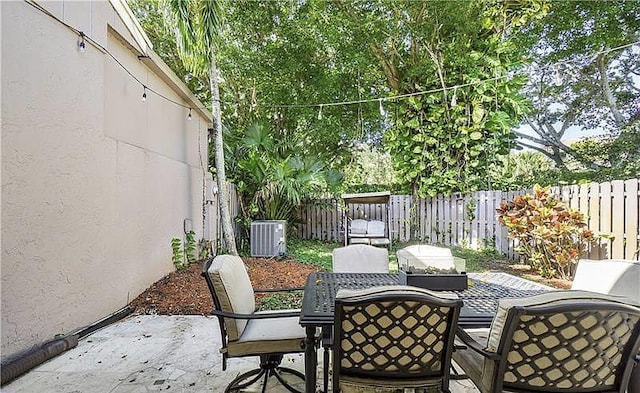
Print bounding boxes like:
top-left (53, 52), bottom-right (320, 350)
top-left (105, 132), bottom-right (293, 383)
top-left (455, 326), bottom-right (501, 361)
top-left (253, 287), bottom-right (304, 293)
top-left (212, 309), bottom-right (300, 319)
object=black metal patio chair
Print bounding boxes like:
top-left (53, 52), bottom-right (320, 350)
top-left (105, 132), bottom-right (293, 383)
top-left (202, 255), bottom-right (315, 393)
top-left (332, 285), bottom-right (462, 392)
top-left (453, 290), bottom-right (640, 393)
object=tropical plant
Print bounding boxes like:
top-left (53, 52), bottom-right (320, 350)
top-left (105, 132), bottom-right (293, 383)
top-left (184, 230), bottom-right (197, 264)
top-left (232, 122), bottom-right (340, 241)
top-left (170, 237), bottom-right (185, 269)
top-left (161, 0), bottom-right (237, 255)
top-left (496, 185), bottom-right (595, 279)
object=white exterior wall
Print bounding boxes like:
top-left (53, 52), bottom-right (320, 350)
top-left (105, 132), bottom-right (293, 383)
top-left (1, 1), bottom-right (211, 360)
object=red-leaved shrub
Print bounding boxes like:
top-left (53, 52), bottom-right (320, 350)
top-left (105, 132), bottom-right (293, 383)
top-left (496, 185), bottom-right (595, 279)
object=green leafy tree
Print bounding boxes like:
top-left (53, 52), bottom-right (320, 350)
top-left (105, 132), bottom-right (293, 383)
top-left (342, 143), bottom-right (398, 192)
top-left (333, 0), bottom-right (547, 197)
top-left (128, 0), bottom-right (211, 105)
top-left (161, 0), bottom-right (237, 255)
top-left (515, 1), bottom-right (640, 170)
top-left (488, 151), bottom-right (555, 190)
top-left (217, 1), bottom-right (385, 172)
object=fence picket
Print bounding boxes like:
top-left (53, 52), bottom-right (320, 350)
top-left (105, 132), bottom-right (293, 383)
top-left (611, 180), bottom-right (625, 258)
top-left (625, 179), bottom-right (639, 259)
top-left (291, 179), bottom-right (638, 261)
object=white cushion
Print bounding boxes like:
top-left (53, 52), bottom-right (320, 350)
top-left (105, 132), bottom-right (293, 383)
top-left (572, 259), bottom-right (640, 303)
top-left (333, 245), bottom-right (389, 273)
top-left (396, 245), bottom-right (456, 272)
top-left (227, 313), bottom-right (305, 357)
top-left (366, 220), bottom-right (386, 237)
top-left (206, 255), bottom-right (255, 341)
top-left (486, 290), bottom-right (640, 352)
top-left (350, 219), bottom-right (368, 235)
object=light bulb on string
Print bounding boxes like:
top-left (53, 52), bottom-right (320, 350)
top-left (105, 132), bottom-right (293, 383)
top-left (187, 108), bottom-right (192, 120)
top-left (553, 69), bottom-right (563, 86)
top-left (142, 86), bottom-right (147, 102)
top-left (379, 98), bottom-right (386, 117)
top-left (450, 87), bottom-right (457, 107)
top-left (78, 32), bottom-right (86, 52)
top-left (317, 104), bottom-right (323, 120)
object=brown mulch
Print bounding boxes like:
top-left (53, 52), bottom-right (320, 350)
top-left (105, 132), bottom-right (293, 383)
top-left (129, 257), bottom-right (319, 315)
top-left (129, 257), bottom-right (572, 315)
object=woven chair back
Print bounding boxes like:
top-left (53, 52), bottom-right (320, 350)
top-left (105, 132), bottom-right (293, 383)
top-left (496, 303), bottom-right (640, 392)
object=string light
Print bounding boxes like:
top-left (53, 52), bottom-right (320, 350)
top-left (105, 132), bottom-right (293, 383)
top-left (553, 66), bottom-right (563, 86)
top-left (78, 32), bottom-right (86, 52)
top-left (188, 108), bottom-right (192, 120)
top-left (24, 1), bottom-right (640, 118)
top-left (450, 87), bottom-right (457, 107)
top-left (379, 98), bottom-right (386, 117)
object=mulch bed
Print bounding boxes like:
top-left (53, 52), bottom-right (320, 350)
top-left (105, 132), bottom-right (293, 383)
top-left (129, 256), bottom-right (571, 315)
top-left (129, 257), bottom-right (320, 315)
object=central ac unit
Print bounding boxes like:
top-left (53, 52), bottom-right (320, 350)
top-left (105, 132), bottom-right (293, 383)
top-left (250, 220), bottom-right (286, 257)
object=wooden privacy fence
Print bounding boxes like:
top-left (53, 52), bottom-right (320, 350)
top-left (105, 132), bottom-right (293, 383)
top-left (298, 179), bottom-right (640, 261)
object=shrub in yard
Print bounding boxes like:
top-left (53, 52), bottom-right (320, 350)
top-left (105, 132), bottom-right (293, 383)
top-left (496, 185), bottom-right (595, 279)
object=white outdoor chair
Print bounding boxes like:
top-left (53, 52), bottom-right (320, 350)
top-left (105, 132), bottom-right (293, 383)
top-left (332, 244), bottom-right (389, 273)
top-left (349, 219), bottom-right (368, 237)
top-left (571, 259), bottom-right (640, 303)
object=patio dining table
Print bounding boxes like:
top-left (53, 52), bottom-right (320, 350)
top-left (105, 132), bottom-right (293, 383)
top-left (299, 271), bottom-right (552, 393)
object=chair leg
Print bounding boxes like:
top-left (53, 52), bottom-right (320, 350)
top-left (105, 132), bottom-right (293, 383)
top-left (273, 367), bottom-right (306, 393)
top-left (224, 354), bottom-right (305, 393)
top-left (225, 368), bottom-right (266, 392)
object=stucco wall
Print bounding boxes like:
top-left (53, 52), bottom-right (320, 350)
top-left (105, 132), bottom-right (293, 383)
top-left (1, 1), bottom-right (210, 360)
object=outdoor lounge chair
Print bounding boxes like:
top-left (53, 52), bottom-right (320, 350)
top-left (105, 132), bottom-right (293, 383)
top-left (452, 290), bottom-right (640, 393)
top-left (333, 285), bottom-right (462, 392)
top-left (202, 255), bottom-right (314, 393)
top-left (332, 244), bottom-right (389, 273)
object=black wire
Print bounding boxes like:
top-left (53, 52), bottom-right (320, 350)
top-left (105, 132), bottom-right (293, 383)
top-left (23, 0), bottom-right (212, 111)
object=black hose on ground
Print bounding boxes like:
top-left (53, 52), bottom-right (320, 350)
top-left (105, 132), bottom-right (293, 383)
top-left (0, 306), bottom-right (133, 386)
top-left (1, 335), bottom-right (79, 386)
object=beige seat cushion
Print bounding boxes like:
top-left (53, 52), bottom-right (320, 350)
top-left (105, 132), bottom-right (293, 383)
top-left (206, 255), bottom-right (255, 341)
top-left (226, 312), bottom-right (306, 357)
top-left (369, 238), bottom-right (390, 246)
top-left (333, 244), bottom-right (389, 273)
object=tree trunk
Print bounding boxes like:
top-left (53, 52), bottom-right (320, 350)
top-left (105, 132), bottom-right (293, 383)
top-left (210, 54), bottom-right (238, 255)
top-left (597, 53), bottom-right (626, 129)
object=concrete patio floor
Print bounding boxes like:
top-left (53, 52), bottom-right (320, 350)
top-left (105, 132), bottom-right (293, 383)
top-left (3, 315), bottom-right (480, 392)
